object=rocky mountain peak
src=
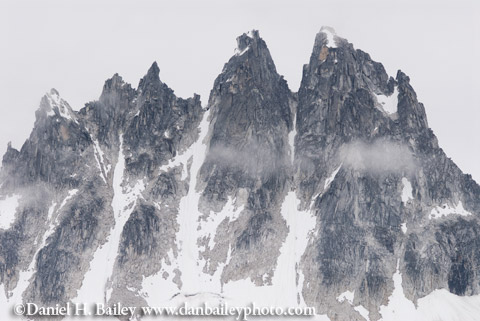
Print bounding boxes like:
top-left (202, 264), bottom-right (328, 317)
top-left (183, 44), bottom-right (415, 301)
top-left (138, 61), bottom-right (161, 92)
top-left (99, 73), bottom-right (135, 108)
top-left (35, 89), bottom-right (77, 124)
top-left (318, 26), bottom-right (339, 48)
top-left (102, 73), bottom-right (126, 92)
top-left (0, 29), bottom-right (479, 321)
top-left (211, 30), bottom-right (286, 110)
top-left (234, 29), bottom-right (260, 54)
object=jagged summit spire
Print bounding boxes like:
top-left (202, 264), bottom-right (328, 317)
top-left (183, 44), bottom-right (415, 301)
top-left (318, 26), bottom-right (339, 48)
top-left (146, 61), bottom-right (160, 79)
top-left (234, 30), bottom-right (260, 54)
top-left (36, 88), bottom-right (76, 122)
top-left (234, 30), bottom-right (266, 56)
top-left (101, 73), bottom-right (128, 96)
top-left (138, 61), bottom-right (162, 91)
top-left (49, 88), bottom-right (60, 97)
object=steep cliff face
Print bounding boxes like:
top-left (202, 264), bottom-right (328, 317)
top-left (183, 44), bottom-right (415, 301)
top-left (198, 30), bottom-right (294, 286)
top-left (0, 28), bottom-right (479, 321)
top-left (296, 27), bottom-right (480, 320)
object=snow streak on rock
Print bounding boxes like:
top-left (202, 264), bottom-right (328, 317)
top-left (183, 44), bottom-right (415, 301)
top-left (74, 136), bottom-right (145, 305)
top-left (401, 177), bottom-right (413, 203)
top-left (174, 109), bottom-right (212, 294)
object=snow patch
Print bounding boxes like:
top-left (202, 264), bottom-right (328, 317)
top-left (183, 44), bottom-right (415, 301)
top-left (92, 139), bottom-right (108, 183)
top-left (324, 164), bottom-right (342, 190)
top-left (175, 109), bottom-right (218, 294)
top-left (234, 46), bottom-right (249, 56)
top-left (379, 260), bottom-right (480, 321)
top-left (429, 201), bottom-right (472, 219)
top-left (158, 146), bottom-right (193, 181)
top-left (415, 288), bottom-right (480, 321)
top-left (401, 177), bottom-right (413, 203)
top-left (0, 260), bottom-right (36, 321)
top-left (337, 290), bottom-right (370, 320)
top-left (354, 305), bottom-right (371, 321)
top-left (288, 111), bottom-right (297, 164)
top-left (141, 249), bottom-right (180, 305)
top-left (0, 194), bottom-right (21, 230)
top-left (199, 196), bottom-right (244, 250)
top-left (45, 89), bottom-right (78, 124)
top-left (379, 261), bottom-right (418, 320)
top-left (223, 192), bottom-right (317, 309)
top-left (337, 290), bottom-right (354, 304)
top-left (401, 223), bottom-right (407, 234)
top-left (375, 87), bottom-right (399, 116)
top-left (59, 189), bottom-right (78, 212)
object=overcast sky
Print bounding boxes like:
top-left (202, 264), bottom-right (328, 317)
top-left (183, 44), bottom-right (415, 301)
top-left (0, 0), bottom-right (479, 182)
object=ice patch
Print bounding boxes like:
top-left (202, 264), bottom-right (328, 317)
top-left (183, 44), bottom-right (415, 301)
top-left (0, 194), bottom-right (21, 230)
top-left (375, 87), bottom-right (399, 116)
top-left (429, 201), bottom-right (472, 219)
top-left (401, 177), bottom-right (413, 203)
top-left (74, 136), bottom-right (145, 306)
top-left (337, 290), bottom-right (354, 304)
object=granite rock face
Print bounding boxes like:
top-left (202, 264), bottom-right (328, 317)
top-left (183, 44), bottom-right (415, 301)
top-left (198, 30), bottom-right (294, 285)
top-left (295, 27), bottom-right (480, 320)
top-left (0, 28), bottom-right (479, 321)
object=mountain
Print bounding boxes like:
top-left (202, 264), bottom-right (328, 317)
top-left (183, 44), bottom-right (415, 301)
top-left (0, 27), bottom-right (479, 321)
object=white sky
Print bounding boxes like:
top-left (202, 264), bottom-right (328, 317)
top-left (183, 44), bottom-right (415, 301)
top-left (0, 0), bottom-right (479, 182)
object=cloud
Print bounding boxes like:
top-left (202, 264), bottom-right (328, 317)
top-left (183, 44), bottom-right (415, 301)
top-left (205, 141), bottom-right (287, 177)
top-left (339, 139), bottom-right (417, 175)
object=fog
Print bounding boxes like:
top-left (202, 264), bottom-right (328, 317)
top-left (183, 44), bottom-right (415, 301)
top-left (339, 140), bottom-right (417, 175)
